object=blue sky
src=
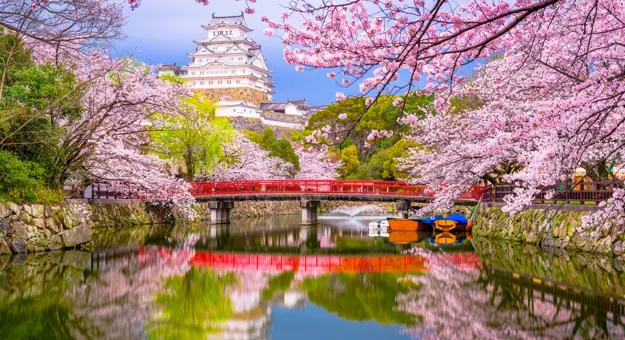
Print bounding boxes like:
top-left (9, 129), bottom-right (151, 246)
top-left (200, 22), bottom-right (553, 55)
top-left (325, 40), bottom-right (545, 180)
top-left (112, 0), bottom-right (365, 106)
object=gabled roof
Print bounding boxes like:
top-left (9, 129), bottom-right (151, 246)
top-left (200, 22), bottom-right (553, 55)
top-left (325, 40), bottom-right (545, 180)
top-left (288, 99), bottom-right (308, 107)
top-left (202, 13), bottom-right (252, 31)
top-left (158, 63), bottom-right (184, 76)
top-left (259, 100), bottom-right (314, 111)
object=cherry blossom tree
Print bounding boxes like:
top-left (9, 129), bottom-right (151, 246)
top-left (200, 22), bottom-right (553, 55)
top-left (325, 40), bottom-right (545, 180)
top-left (0, 0), bottom-right (124, 98)
top-left (208, 133), bottom-right (294, 180)
top-left (293, 144), bottom-right (340, 180)
top-left (165, 0), bottom-right (624, 229)
top-left (62, 54), bottom-right (195, 216)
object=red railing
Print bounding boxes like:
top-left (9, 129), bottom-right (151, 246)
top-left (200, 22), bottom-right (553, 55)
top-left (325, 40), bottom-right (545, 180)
top-left (190, 180), bottom-right (485, 200)
top-left (482, 180), bottom-right (624, 205)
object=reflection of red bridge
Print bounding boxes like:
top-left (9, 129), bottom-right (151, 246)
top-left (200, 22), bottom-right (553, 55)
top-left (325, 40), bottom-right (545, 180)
top-left (191, 252), bottom-right (482, 273)
top-left (138, 247), bottom-right (482, 274)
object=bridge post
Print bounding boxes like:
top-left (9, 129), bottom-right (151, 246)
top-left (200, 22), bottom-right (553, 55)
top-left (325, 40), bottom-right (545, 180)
top-left (208, 201), bottom-right (234, 224)
top-left (396, 200), bottom-right (411, 219)
top-left (300, 199), bottom-right (320, 224)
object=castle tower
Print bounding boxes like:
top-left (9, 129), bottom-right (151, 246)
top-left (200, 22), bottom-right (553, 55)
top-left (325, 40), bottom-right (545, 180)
top-left (181, 13), bottom-right (274, 105)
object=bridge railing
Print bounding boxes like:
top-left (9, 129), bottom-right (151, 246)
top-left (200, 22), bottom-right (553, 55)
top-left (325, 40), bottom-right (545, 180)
top-left (482, 180), bottom-right (624, 205)
top-left (190, 180), bottom-right (485, 200)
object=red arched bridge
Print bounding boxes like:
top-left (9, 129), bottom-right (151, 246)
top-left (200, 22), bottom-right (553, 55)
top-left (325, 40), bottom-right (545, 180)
top-left (91, 180), bottom-right (484, 224)
top-left (188, 180), bottom-right (484, 224)
top-left (189, 180), bottom-right (484, 202)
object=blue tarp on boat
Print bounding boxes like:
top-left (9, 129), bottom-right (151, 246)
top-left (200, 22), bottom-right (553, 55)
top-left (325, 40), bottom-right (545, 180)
top-left (412, 215), bottom-right (444, 225)
top-left (443, 213), bottom-right (468, 225)
top-left (387, 213), bottom-right (467, 225)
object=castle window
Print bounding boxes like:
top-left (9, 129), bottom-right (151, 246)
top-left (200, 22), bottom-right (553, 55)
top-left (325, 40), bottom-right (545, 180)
top-left (232, 70), bottom-right (236, 74)
top-left (200, 81), bottom-right (204, 85)
top-left (218, 80), bottom-right (222, 84)
top-left (209, 81), bottom-right (213, 84)
top-left (200, 71), bottom-right (204, 75)
top-left (236, 80), bottom-right (240, 84)
top-left (227, 80), bottom-right (232, 84)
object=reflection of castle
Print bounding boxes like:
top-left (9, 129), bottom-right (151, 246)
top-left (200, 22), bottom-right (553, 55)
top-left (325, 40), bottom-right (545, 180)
top-left (158, 13), bottom-right (323, 130)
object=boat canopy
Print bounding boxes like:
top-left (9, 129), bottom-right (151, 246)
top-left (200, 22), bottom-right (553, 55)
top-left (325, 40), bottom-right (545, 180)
top-left (412, 215), bottom-right (444, 225)
top-left (444, 213), bottom-right (468, 225)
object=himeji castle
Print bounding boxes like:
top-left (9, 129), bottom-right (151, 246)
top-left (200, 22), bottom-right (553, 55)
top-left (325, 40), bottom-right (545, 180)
top-left (159, 13), bottom-right (324, 130)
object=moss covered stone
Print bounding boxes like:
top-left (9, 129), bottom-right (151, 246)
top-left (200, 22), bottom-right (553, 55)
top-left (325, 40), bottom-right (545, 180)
top-left (475, 206), bottom-right (618, 255)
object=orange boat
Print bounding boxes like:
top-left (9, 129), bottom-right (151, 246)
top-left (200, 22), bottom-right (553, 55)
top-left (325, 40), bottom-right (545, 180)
top-left (434, 232), bottom-right (458, 244)
top-left (387, 218), bottom-right (433, 232)
top-left (388, 231), bottom-right (432, 245)
top-left (433, 215), bottom-right (473, 232)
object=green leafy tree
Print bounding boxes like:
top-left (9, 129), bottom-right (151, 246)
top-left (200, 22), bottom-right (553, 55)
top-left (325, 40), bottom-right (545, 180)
top-left (299, 94), bottom-right (432, 181)
top-left (148, 269), bottom-right (235, 339)
top-left (0, 29), bottom-right (33, 100)
top-left (0, 150), bottom-right (45, 201)
top-left (151, 92), bottom-right (234, 181)
top-left (335, 145), bottom-right (360, 178)
top-left (245, 128), bottom-right (300, 176)
top-left (261, 272), bottom-right (295, 300)
top-left (302, 273), bottom-right (416, 325)
top-left (0, 33), bottom-right (84, 188)
top-left (365, 138), bottom-right (420, 180)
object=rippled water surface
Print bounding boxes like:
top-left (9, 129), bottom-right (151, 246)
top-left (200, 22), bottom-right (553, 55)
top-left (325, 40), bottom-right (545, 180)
top-left (1, 215), bottom-right (625, 339)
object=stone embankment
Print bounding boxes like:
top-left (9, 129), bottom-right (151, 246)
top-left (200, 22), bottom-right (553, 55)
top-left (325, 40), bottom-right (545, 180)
top-left (474, 206), bottom-right (624, 255)
top-left (0, 203), bottom-right (166, 256)
top-left (194, 201), bottom-right (400, 220)
top-left (474, 238), bottom-right (625, 296)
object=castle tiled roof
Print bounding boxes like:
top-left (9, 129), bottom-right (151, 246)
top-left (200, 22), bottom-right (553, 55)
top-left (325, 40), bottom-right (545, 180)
top-left (158, 63), bottom-right (185, 76)
top-left (206, 13), bottom-right (249, 29)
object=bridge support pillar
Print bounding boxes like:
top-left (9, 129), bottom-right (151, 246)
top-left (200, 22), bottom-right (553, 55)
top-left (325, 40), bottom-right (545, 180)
top-left (301, 200), bottom-right (320, 224)
top-left (208, 201), bottom-right (234, 224)
top-left (396, 200), bottom-right (411, 219)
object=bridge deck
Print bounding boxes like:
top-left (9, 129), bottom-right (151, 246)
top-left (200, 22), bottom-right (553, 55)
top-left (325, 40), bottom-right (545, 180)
top-left (190, 180), bottom-right (484, 203)
top-left (194, 193), bottom-right (479, 205)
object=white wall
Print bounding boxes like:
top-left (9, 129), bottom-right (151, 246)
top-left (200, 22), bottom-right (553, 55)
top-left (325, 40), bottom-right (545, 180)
top-left (284, 104), bottom-right (301, 116)
top-left (215, 105), bottom-right (261, 119)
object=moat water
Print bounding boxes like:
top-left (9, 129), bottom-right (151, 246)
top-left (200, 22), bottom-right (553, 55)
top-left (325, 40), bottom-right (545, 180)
top-left (1, 214), bottom-right (625, 339)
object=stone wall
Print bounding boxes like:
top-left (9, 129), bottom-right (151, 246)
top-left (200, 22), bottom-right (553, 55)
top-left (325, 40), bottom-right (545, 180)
top-left (474, 206), bottom-right (624, 255)
top-left (228, 116), bottom-right (265, 133)
top-left (0, 203), bottom-right (167, 256)
top-left (193, 87), bottom-right (269, 105)
top-left (474, 238), bottom-right (625, 296)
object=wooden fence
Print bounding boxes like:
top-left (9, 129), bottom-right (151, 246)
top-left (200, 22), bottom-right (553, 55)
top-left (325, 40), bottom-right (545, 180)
top-left (482, 180), bottom-right (623, 205)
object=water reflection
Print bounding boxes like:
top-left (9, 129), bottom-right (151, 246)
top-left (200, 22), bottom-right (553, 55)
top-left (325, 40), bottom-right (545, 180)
top-left (2, 217), bottom-right (625, 339)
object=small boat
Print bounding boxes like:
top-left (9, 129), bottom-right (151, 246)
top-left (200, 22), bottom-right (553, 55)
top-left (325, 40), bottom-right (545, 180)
top-left (369, 220), bottom-right (390, 229)
top-left (433, 231), bottom-right (466, 245)
top-left (387, 218), bottom-right (429, 231)
top-left (386, 215), bottom-right (442, 232)
top-left (433, 213), bottom-right (473, 232)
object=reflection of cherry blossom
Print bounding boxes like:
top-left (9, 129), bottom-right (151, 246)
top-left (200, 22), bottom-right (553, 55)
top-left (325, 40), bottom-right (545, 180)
top-left (398, 249), bottom-right (625, 339)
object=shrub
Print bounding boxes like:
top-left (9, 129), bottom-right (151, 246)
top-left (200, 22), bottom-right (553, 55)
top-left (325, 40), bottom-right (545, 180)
top-left (0, 150), bottom-right (45, 193)
top-left (0, 188), bottom-right (63, 204)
